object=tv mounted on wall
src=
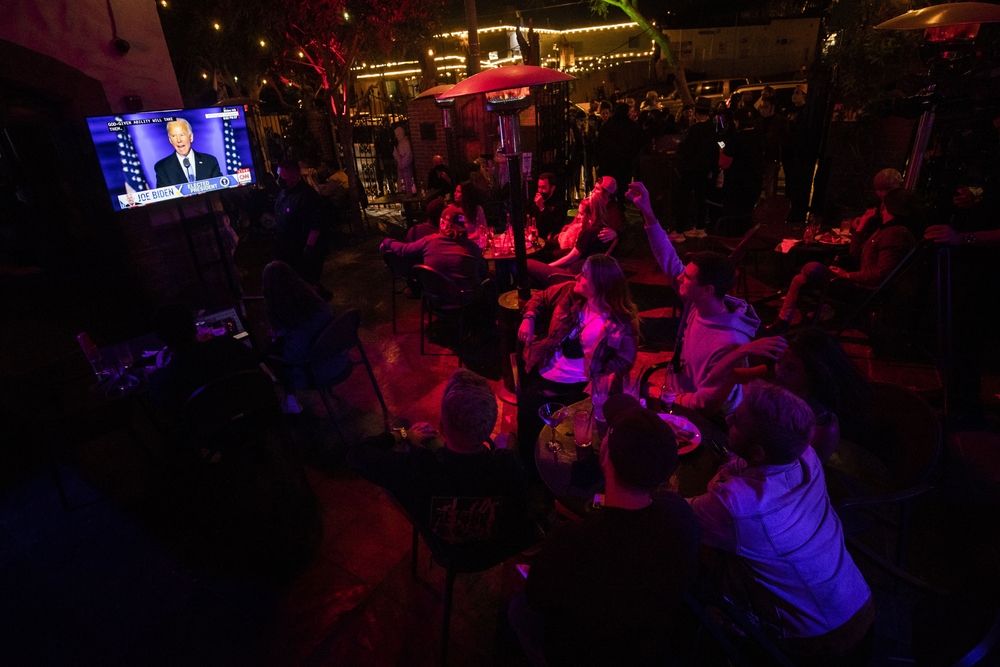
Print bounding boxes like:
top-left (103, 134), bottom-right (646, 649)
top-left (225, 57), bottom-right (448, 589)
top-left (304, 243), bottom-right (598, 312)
top-left (86, 106), bottom-right (257, 211)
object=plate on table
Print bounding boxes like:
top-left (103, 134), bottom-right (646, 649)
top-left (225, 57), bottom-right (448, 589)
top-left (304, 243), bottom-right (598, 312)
top-left (815, 232), bottom-right (850, 246)
top-left (658, 413), bottom-right (702, 455)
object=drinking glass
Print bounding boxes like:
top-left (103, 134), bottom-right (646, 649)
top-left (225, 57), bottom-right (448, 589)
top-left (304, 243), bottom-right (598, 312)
top-left (573, 410), bottom-right (593, 461)
top-left (591, 375), bottom-right (611, 422)
top-left (538, 403), bottom-right (568, 453)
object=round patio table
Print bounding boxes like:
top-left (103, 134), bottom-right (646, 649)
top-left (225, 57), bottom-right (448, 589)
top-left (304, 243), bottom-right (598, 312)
top-left (535, 397), bottom-right (729, 517)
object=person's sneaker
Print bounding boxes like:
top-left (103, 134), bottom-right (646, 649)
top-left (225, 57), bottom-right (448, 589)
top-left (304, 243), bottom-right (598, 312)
top-left (283, 394), bottom-right (302, 415)
top-left (668, 231), bottom-right (687, 243)
top-left (684, 228), bottom-right (708, 238)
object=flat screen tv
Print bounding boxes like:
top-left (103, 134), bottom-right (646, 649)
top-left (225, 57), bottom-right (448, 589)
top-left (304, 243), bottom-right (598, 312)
top-left (86, 106), bottom-right (258, 211)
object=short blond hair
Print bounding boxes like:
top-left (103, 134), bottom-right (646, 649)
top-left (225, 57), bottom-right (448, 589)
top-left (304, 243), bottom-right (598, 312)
top-left (441, 369), bottom-right (497, 450)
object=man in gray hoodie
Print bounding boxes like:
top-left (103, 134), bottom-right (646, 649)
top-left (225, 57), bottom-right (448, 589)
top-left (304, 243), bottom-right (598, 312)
top-left (626, 182), bottom-right (760, 416)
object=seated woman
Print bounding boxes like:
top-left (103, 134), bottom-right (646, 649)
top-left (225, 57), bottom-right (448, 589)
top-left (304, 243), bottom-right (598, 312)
top-left (697, 327), bottom-right (873, 461)
top-left (768, 188), bottom-right (918, 333)
top-left (516, 255), bottom-right (639, 473)
top-left (262, 261), bottom-right (348, 414)
top-left (380, 204), bottom-right (488, 294)
top-left (455, 180), bottom-right (488, 235)
top-left (526, 176), bottom-right (624, 287)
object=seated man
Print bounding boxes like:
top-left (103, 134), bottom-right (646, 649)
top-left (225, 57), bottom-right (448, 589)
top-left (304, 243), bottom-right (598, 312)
top-left (509, 393), bottom-right (700, 667)
top-left (426, 154), bottom-right (455, 196)
top-left (769, 187), bottom-right (917, 332)
top-left (380, 204), bottom-right (488, 294)
top-left (147, 303), bottom-right (260, 418)
top-left (627, 181), bottom-right (760, 416)
top-left (527, 176), bottom-right (623, 287)
top-left (347, 369), bottom-right (534, 562)
top-left (531, 172), bottom-right (570, 242)
top-left (689, 381), bottom-right (875, 664)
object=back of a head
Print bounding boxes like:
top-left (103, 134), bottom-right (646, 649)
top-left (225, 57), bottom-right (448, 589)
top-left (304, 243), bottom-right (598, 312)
top-left (883, 188), bottom-right (918, 219)
top-left (277, 158), bottom-right (300, 175)
top-left (151, 303), bottom-right (196, 349)
top-left (732, 106), bottom-right (756, 127)
top-left (426, 197), bottom-right (447, 226)
top-left (441, 369), bottom-right (497, 451)
top-left (604, 394), bottom-right (679, 490)
top-left (688, 252), bottom-right (735, 300)
top-left (262, 260), bottom-right (325, 330)
top-left (739, 381), bottom-right (815, 465)
top-left (873, 168), bottom-right (904, 193)
top-left (439, 204), bottom-right (469, 238)
top-left (612, 103), bottom-right (630, 120)
top-left (599, 101), bottom-right (612, 113)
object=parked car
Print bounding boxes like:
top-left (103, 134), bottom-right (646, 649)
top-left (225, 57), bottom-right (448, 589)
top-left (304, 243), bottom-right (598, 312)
top-left (727, 81), bottom-right (805, 113)
top-left (658, 78), bottom-right (757, 118)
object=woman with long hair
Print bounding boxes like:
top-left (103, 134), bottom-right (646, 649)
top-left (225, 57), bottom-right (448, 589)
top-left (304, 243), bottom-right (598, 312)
top-left (516, 254), bottom-right (639, 472)
top-left (454, 180), bottom-right (488, 230)
top-left (263, 260), bottom-right (347, 413)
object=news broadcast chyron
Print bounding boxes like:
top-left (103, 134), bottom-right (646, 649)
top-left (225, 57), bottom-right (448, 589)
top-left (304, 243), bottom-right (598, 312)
top-left (86, 106), bottom-right (258, 211)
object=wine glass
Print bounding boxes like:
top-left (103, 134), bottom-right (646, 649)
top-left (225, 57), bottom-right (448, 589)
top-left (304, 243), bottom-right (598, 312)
top-left (538, 403), bottom-right (567, 453)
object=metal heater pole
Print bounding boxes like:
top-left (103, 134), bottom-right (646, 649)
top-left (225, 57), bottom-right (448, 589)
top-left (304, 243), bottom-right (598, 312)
top-left (506, 152), bottom-right (531, 302)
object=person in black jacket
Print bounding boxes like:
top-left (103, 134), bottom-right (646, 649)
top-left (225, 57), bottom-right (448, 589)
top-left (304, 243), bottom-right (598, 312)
top-left (594, 103), bottom-right (641, 197)
top-left (508, 393), bottom-right (700, 667)
top-left (674, 97), bottom-right (720, 241)
top-left (348, 369), bottom-right (535, 562)
top-left (274, 159), bottom-right (331, 294)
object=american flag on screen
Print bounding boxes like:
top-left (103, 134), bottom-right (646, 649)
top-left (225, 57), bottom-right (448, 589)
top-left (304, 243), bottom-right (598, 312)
top-left (116, 117), bottom-right (149, 194)
top-left (223, 116), bottom-right (240, 175)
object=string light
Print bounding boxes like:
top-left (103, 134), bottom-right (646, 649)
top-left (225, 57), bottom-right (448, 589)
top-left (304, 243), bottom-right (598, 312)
top-left (259, 40), bottom-right (266, 47)
top-left (213, 22), bottom-right (220, 30)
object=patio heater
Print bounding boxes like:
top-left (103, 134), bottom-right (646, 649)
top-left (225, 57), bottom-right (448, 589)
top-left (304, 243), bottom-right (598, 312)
top-left (874, 1), bottom-right (1000, 416)
top-left (440, 65), bottom-right (575, 302)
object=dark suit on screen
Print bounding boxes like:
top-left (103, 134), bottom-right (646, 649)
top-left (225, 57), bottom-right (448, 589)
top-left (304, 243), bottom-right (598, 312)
top-left (154, 151), bottom-right (223, 188)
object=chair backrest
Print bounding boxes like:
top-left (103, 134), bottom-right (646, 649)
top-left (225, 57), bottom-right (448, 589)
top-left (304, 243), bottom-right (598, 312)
top-left (727, 223), bottom-right (762, 265)
top-left (180, 369), bottom-right (282, 445)
top-left (310, 308), bottom-right (362, 360)
top-left (413, 264), bottom-right (477, 308)
top-left (865, 381), bottom-right (941, 488)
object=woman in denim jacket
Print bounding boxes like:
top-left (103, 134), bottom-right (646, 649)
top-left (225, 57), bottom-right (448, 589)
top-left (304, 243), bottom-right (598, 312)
top-left (516, 255), bottom-right (639, 474)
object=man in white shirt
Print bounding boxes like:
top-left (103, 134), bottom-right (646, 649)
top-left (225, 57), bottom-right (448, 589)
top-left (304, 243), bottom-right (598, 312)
top-left (689, 381), bottom-right (875, 664)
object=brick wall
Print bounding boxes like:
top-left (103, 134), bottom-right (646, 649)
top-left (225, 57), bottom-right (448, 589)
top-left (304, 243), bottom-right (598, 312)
top-left (407, 98), bottom-right (449, 190)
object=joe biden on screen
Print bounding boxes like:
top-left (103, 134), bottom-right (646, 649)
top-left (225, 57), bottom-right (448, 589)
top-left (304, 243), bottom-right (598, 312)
top-left (153, 119), bottom-right (222, 187)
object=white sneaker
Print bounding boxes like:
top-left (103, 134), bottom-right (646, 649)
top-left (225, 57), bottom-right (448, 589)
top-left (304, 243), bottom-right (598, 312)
top-left (668, 231), bottom-right (687, 243)
top-left (283, 394), bottom-right (302, 415)
top-left (684, 228), bottom-right (708, 238)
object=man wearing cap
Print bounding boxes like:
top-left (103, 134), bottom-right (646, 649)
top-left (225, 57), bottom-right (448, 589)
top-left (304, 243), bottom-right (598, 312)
top-left (672, 96), bottom-right (720, 242)
top-left (688, 381), bottom-right (875, 662)
top-left (509, 394), bottom-right (701, 666)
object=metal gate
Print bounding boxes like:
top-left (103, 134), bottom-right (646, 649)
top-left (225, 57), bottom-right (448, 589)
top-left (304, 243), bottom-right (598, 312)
top-left (350, 87), bottom-right (407, 199)
top-left (533, 81), bottom-right (570, 196)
